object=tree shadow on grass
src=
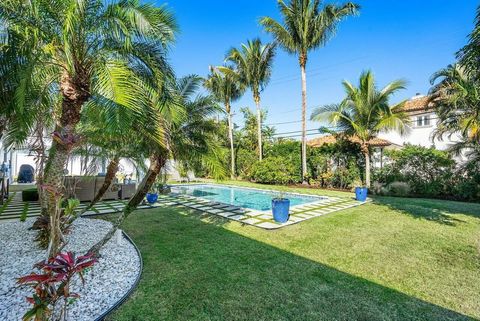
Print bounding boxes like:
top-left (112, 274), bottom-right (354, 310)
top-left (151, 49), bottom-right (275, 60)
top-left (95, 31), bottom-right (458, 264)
top-left (107, 207), bottom-right (477, 321)
top-left (371, 196), bottom-right (480, 226)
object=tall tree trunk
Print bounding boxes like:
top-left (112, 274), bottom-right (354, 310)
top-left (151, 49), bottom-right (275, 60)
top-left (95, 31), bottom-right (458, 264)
top-left (83, 155), bottom-right (120, 212)
top-left (44, 71), bottom-right (89, 257)
top-left (254, 95), bottom-right (263, 161)
top-left (226, 102), bottom-right (235, 179)
top-left (88, 152), bottom-right (166, 256)
top-left (300, 60), bottom-right (308, 184)
top-left (361, 143), bottom-right (371, 188)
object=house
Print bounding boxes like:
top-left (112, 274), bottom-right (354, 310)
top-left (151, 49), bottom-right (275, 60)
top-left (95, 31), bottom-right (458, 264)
top-left (307, 94), bottom-right (461, 168)
top-left (0, 139), bottom-right (189, 184)
top-left (378, 94), bottom-right (460, 150)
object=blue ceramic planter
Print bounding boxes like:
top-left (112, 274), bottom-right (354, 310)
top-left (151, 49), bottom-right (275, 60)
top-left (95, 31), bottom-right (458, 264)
top-left (146, 193), bottom-right (158, 204)
top-left (272, 198), bottom-right (290, 223)
top-left (355, 187), bottom-right (368, 202)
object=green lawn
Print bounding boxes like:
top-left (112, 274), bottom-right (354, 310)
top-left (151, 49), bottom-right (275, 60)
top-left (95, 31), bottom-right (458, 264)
top-left (105, 182), bottom-right (480, 321)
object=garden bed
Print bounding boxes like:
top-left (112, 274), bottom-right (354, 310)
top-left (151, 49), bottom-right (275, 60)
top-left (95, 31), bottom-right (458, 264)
top-left (0, 218), bottom-right (141, 321)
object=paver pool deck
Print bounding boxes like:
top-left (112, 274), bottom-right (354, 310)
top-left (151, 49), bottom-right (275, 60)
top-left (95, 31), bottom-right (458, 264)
top-left (0, 190), bottom-right (369, 229)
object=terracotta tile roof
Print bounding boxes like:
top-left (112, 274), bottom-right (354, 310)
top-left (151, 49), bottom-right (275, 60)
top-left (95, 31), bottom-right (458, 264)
top-left (307, 135), bottom-right (394, 148)
top-left (402, 95), bottom-right (435, 113)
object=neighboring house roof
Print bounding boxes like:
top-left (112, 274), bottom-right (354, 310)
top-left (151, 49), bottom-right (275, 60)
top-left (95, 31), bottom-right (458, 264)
top-left (402, 95), bottom-right (435, 113)
top-left (307, 135), bottom-right (396, 148)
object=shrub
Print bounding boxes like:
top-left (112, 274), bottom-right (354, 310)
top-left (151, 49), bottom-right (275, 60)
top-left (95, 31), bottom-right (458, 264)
top-left (454, 162), bottom-right (480, 202)
top-left (22, 188), bottom-right (39, 202)
top-left (249, 156), bottom-right (301, 184)
top-left (371, 182), bottom-right (384, 195)
top-left (331, 160), bottom-right (362, 190)
top-left (375, 145), bottom-right (455, 198)
top-left (17, 251), bottom-right (96, 321)
top-left (387, 181), bottom-right (410, 197)
top-left (236, 148), bottom-right (258, 178)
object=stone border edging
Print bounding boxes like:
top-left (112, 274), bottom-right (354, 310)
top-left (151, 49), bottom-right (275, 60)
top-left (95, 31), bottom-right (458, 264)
top-left (93, 230), bottom-right (143, 321)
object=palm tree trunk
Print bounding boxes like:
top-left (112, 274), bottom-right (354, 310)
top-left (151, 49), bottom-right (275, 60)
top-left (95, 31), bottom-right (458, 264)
top-left (44, 71), bottom-right (89, 257)
top-left (364, 149), bottom-right (371, 188)
top-left (254, 95), bottom-right (263, 161)
top-left (300, 62), bottom-right (308, 184)
top-left (88, 152), bottom-right (166, 256)
top-left (84, 155), bottom-right (120, 212)
top-left (226, 103), bottom-right (235, 179)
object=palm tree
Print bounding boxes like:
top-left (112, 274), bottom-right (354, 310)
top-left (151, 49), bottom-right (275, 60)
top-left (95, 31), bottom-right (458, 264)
top-left (226, 39), bottom-right (276, 161)
top-left (204, 66), bottom-right (245, 178)
top-left (457, 4), bottom-right (480, 77)
top-left (260, 0), bottom-right (359, 183)
top-left (0, 0), bottom-right (178, 256)
top-left (78, 99), bottom-right (159, 212)
top-left (430, 64), bottom-right (480, 142)
top-left (0, 26), bottom-right (59, 223)
top-left (311, 70), bottom-right (408, 187)
top-left (89, 75), bottom-right (225, 255)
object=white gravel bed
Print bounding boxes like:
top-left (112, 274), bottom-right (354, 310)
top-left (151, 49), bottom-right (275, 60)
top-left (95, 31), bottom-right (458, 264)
top-left (0, 218), bottom-right (141, 321)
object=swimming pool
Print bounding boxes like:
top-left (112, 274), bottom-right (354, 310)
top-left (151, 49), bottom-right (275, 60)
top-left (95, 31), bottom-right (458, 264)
top-left (170, 184), bottom-right (324, 211)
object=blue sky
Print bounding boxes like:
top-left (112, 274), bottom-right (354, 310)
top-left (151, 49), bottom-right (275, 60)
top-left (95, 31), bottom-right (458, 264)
top-left (157, 0), bottom-right (477, 138)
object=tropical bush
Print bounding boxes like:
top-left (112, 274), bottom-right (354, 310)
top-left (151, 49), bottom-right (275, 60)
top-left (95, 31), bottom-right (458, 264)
top-left (373, 145), bottom-right (480, 202)
top-left (454, 162), bottom-right (480, 202)
top-left (374, 145), bottom-right (455, 198)
top-left (22, 188), bottom-right (39, 202)
top-left (386, 182), bottom-right (411, 197)
top-left (331, 161), bottom-right (362, 190)
top-left (249, 156), bottom-right (301, 185)
top-left (17, 251), bottom-right (96, 321)
top-left (307, 140), bottom-right (363, 189)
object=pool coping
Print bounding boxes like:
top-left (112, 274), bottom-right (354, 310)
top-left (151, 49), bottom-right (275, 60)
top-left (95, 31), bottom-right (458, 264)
top-left (168, 183), bottom-right (369, 229)
top-left (169, 183), bottom-right (329, 215)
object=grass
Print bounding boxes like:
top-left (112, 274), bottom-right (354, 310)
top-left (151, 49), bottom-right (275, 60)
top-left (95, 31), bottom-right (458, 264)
top-left (104, 181), bottom-right (480, 321)
top-left (0, 192), bottom-right (15, 215)
top-left (20, 202), bottom-right (29, 222)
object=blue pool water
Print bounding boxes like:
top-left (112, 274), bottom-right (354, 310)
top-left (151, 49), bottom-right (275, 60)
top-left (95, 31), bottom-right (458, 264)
top-left (171, 184), bottom-right (323, 211)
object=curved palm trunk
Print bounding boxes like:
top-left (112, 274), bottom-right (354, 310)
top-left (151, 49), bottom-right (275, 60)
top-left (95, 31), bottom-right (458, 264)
top-left (83, 155), bottom-right (120, 212)
top-left (44, 71), bottom-right (89, 257)
top-left (300, 62), bottom-right (308, 184)
top-left (254, 95), bottom-right (263, 161)
top-left (226, 103), bottom-right (235, 179)
top-left (0, 123), bottom-right (4, 139)
top-left (88, 152), bottom-right (166, 256)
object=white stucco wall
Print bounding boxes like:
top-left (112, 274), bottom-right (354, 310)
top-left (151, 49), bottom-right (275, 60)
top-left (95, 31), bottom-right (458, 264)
top-left (378, 111), bottom-right (460, 151)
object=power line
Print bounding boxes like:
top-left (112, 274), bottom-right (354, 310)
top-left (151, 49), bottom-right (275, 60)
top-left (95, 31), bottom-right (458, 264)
top-left (276, 132), bottom-right (326, 139)
top-left (273, 125), bottom-right (340, 137)
top-left (262, 27), bottom-right (468, 87)
top-left (265, 120), bottom-right (302, 126)
top-left (269, 57), bottom-right (368, 86)
top-left (267, 103), bottom-right (324, 116)
top-left (270, 57), bottom-right (367, 83)
top-left (273, 129), bottom-right (320, 136)
top-left (272, 115), bottom-right (443, 138)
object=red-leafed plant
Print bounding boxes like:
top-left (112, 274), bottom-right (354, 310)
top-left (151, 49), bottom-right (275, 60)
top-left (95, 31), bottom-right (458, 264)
top-left (17, 252), bottom-right (97, 321)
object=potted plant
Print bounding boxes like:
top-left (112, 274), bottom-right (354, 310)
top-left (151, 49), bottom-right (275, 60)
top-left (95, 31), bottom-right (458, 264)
top-left (146, 184), bottom-right (159, 204)
top-left (272, 191), bottom-right (290, 223)
top-left (355, 185), bottom-right (368, 202)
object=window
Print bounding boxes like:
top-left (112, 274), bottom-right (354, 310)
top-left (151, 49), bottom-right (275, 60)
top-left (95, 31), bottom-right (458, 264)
top-left (416, 115), bottom-right (431, 127)
top-left (423, 115), bottom-right (430, 126)
top-left (416, 116), bottom-right (423, 127)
